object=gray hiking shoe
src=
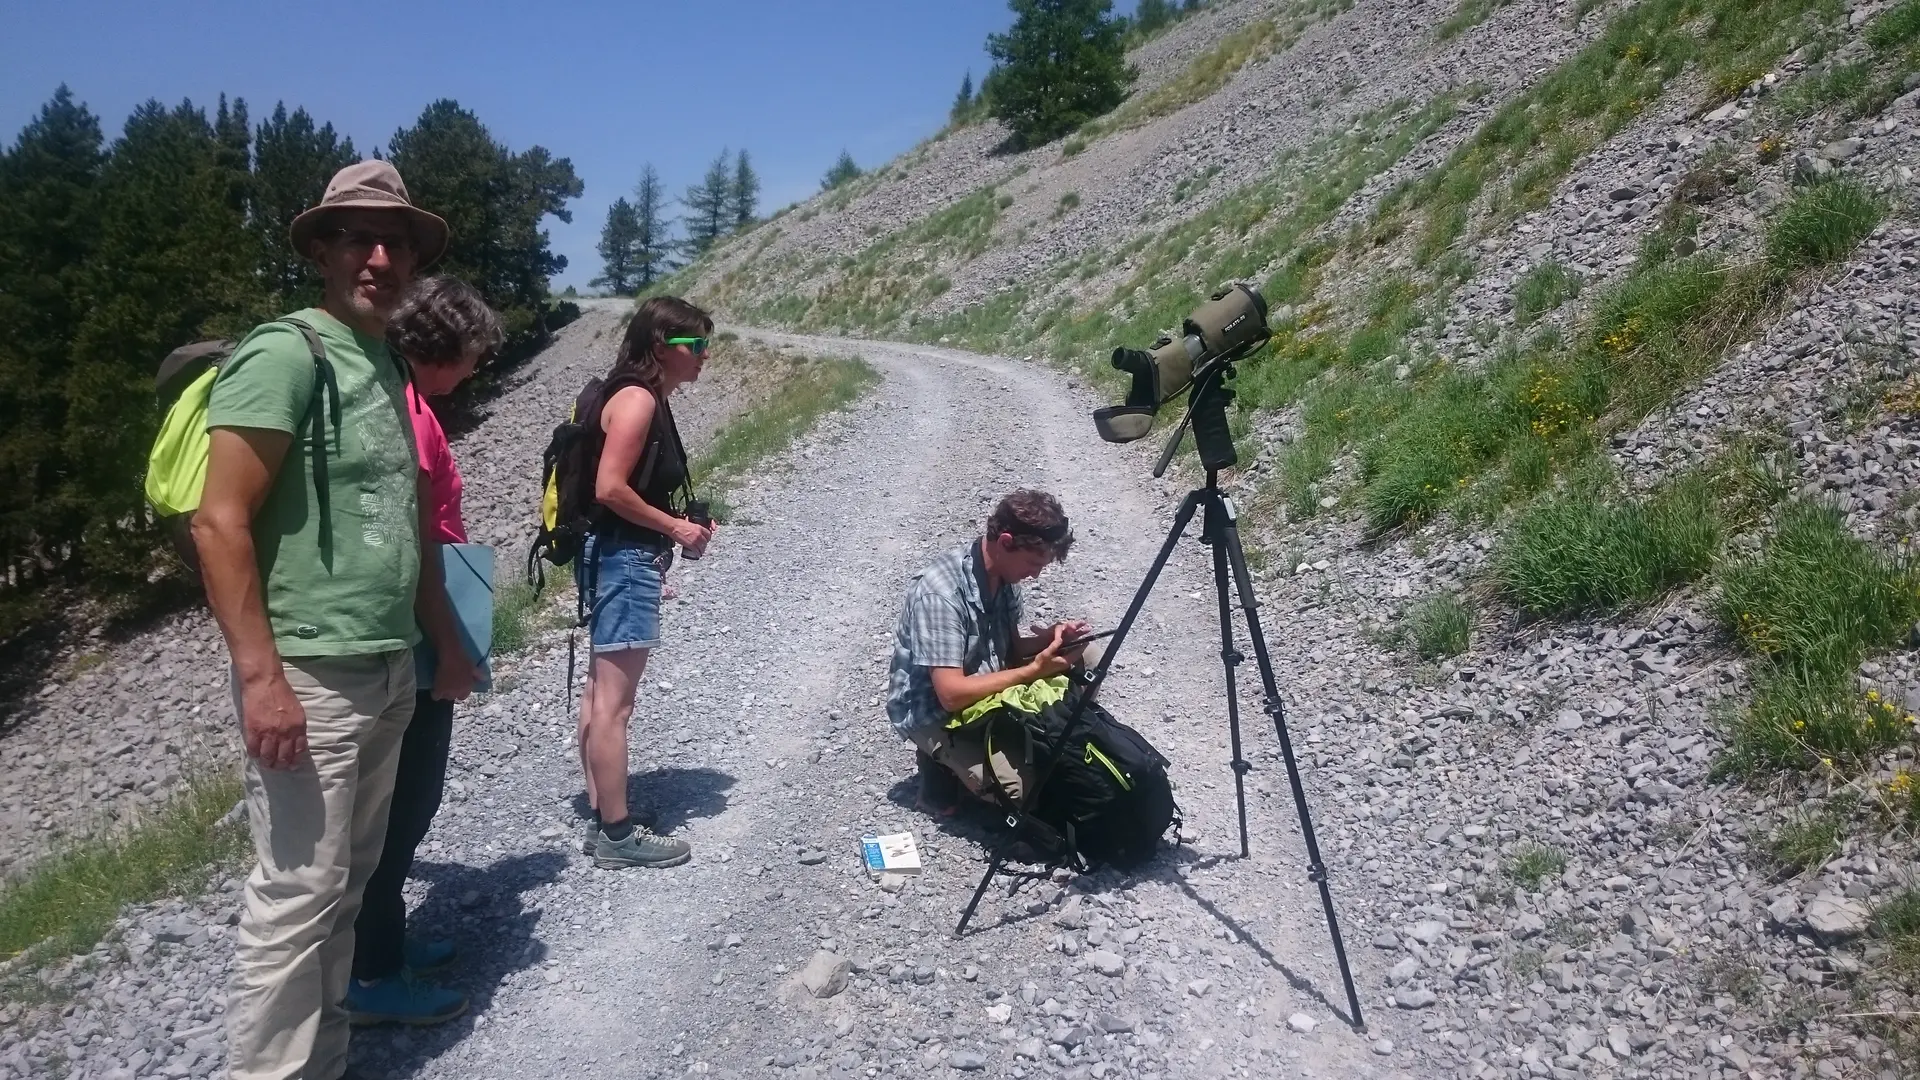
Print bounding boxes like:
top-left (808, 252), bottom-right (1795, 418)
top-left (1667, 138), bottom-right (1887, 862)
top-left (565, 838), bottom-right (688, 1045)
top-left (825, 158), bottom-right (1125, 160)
top-left (580, 808), bottom-right (659, 854)
top-left (593, 825), bottom-right (692, 869)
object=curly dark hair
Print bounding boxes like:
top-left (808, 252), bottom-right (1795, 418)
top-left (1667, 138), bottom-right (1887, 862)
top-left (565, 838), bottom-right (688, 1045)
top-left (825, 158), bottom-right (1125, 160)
top-left (386, 276), bottom-right (504, 367)
top-left (612, 295), bottom-right (712, 390)
top-left (986, 489), bottom-right (1074, 559)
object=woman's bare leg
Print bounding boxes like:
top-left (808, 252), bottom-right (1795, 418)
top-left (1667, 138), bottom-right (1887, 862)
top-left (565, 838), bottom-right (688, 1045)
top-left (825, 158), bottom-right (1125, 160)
top-left (584, 647), bottom-right (649, 825)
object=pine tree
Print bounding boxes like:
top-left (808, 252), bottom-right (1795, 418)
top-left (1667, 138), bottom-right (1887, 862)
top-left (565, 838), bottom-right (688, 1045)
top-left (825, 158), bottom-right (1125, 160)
top-left (1134, 0), bottom-right (1176, 34)
top-left (387, 100), bottom-right (582, 349)
top-left (821, 149), bottom-right (861, 191)
top-left (632, 164), bottom-right (673, 287)
top-left (680, 148), bottom-right (732, 256)
top-left (952, 72), bottom-right (976, 123)
top-left (592, 196), bottom-right (642, 294)
top-left (986, 0), bottom-right (1135, 148)
top-left (0, 86), bottom-right (105, 588)
top-left (65, 99), bottom-right (268, 579)
top-left (729, 150), bottom-right (760, 231)
top-left (252, 102), bottom-right (356, 306)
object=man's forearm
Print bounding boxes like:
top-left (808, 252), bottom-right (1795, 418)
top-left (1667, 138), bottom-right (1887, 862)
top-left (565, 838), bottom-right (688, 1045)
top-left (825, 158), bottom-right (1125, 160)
top-left (193, 513), bottom-right (280, 682)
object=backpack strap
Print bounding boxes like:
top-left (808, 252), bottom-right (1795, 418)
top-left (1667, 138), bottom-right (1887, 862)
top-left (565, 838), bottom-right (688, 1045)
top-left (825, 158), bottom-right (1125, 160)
top-left (278, 317), bottom-right (338, 561)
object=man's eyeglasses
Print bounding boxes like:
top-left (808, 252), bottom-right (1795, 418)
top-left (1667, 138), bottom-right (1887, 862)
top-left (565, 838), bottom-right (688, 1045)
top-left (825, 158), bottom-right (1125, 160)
top-left (665, 336), bottom-right (710, 356)
top-left (325, 228), bottom-right (415, 256)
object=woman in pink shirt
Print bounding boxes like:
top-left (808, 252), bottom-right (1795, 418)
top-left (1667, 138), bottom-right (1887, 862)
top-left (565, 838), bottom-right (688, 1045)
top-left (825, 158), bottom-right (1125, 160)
top-left (347, 277), bottom-right (500, 1027)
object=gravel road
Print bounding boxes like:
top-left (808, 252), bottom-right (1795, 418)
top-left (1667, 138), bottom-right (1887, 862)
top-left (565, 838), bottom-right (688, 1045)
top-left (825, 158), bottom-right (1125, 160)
top-left (350, 332), bottom-right (1404, 1079)
top-left (0, 326), bottom-right (1420, 1080)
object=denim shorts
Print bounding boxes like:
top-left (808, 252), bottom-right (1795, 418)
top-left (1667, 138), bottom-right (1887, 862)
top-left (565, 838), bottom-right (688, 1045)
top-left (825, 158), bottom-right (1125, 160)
top-left (578, 533), bottom-right (673, 653)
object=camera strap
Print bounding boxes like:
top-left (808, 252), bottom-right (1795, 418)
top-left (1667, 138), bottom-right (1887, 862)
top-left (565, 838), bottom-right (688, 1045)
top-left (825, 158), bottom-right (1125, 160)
top-left (629, 389), bottom-right (699, 510)
top-left (658, 391), bottom-right (699, 508)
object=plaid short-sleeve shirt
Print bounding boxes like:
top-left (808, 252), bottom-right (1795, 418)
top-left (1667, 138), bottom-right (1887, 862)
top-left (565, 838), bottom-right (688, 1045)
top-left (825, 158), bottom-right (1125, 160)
top-left (886, 540), bottom-right (1024, 736)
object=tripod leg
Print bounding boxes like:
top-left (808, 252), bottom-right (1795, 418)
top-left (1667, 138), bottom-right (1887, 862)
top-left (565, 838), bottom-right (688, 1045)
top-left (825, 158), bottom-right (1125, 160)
top-left (955, 847), bottom-right (1006, 937)
top-left (1215, 500), bottom-right (1367, 1032)
top-left (1203, 494), bottom-right (1252, 860)
top-left (1077, 488), bottom-right (1205, 698)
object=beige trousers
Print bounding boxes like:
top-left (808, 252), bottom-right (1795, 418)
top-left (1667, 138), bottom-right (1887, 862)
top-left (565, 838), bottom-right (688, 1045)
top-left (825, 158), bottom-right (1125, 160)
top-left (913, 721), bottom-right (1034, 806)
top-left (227, 650), bottom-right (413, 1080)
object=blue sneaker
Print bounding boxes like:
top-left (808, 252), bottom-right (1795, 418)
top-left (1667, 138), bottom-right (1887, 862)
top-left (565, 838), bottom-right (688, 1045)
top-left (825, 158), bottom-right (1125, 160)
top-left (404, 937), bottom-right (457, 973)
top-left (345, 974), bottom-right (468, 1026)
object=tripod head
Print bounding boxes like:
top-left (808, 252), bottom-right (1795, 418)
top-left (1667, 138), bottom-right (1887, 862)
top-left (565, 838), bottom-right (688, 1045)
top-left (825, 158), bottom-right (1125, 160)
top-left (1150, 342), bottom-right (1263, 478)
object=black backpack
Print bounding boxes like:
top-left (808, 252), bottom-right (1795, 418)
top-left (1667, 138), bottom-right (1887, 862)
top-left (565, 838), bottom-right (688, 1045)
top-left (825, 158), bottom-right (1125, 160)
top-left (984, 687), bottom-right (1180, 869)
top-left (527, 373), bottom-right (674, 589)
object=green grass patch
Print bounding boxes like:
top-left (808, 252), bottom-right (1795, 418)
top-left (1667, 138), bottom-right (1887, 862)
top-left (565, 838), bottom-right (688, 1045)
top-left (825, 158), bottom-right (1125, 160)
top-left (1040, 96), bottom-right (1459, 385)
top-left (731, 190), bottom-right (1002, 332)
top-left (1876, 888), bottom-right (1920, 977)
top-left (1438, 0), bottom-right (1512, 40)
top-left (1504, 842), bottom-right (1567, 889)
top-left (1512, 261), bottom-right (1582, 325)
top-left (1717, 502), bottom-right (1918, 677)
top-left (693, 353), bottom-right (881, 500)
top-left (0, 773), bottom-right (247, 961)
top-left (1765, 178), bottom-right (1885, 272)
top-left (1375, 0), bottom-right (1838, 263)
top-left (1869, 0), bottom-right (1920, 50)
top-left (1716, 502), bottom-right (1920, 773)
top-left (1405, 593), bottom-right (1473, 658)
top-left (492, 578), bottom-right (554, 654)
top-left (1099, 17), bottom-right (1290, 132)
top-left (1172, 165), bottom-right (1223, 204)
top-left (1497, 473), bottom-right (1721, 616)
top-left (1588, 255), bottom-right (1775, 419)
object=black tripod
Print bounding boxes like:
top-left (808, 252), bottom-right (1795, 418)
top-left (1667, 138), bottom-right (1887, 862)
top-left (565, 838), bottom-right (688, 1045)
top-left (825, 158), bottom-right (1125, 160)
top-left (952, 361), bottom-right (1366, 1032)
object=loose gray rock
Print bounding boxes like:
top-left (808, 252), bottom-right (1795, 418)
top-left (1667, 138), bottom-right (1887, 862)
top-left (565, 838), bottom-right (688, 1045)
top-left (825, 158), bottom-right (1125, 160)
top-left (799, 951), bottom-right (852, 999)
top-left (1394, 987), bottom-right (1437, 1010)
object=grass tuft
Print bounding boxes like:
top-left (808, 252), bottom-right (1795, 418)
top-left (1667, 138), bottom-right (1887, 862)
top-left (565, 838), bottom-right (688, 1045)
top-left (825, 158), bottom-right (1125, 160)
top-left (1438, 0), bottom-right (1512, 40)
top-left (1497, 474), bottom-right (1720, 616)
top-left (1505, 843), bottom-right (1567, 889)
top-left (1406, 593), bottom-right (1472, 659)
top-left (0, 773), bottom-right (247, 961)
top-left (1716, 502), bottom-right (1917, 674)
top-left (1868, 0), bottom-right (1920, 51)
top-left (492, 578), bottom-right (555, 654)
top-left (1766, 806), bottom-right (1843, 871)
top-left (1765, 178), bottom-right (1885, 272)
top-left (1716, 503), bottom-right (1920, 773)
top-left (1512, 261), bottom-right (1582, 325)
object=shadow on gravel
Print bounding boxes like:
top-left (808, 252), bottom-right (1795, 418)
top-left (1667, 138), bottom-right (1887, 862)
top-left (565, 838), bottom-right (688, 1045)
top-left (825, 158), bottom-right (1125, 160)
top-left (888, 775), bottom-right (1178, 934)
top-left (346, 849), bottom-right (566, 1077)
top-left (1170, 869), bottom-right (1359, 1028)
top-left (567, 766), bottom-right (735, 834)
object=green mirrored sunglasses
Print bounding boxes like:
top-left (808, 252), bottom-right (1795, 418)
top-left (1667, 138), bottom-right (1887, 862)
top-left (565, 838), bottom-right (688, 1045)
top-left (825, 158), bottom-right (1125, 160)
top-left (665, 336), bottom-right (710, 356)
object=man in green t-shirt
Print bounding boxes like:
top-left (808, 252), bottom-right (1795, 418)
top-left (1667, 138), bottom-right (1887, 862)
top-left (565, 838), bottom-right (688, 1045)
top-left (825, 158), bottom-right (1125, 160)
top-left (194, 161), bottom-right (472, 1080)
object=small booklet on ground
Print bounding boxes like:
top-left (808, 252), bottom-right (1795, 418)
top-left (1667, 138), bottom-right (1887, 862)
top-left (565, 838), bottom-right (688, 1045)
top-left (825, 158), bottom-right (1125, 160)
top-left (861, 832), bottom-right (922, 873)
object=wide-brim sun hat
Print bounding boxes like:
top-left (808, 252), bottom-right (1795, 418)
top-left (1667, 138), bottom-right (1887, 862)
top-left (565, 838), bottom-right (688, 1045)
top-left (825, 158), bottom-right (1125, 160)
top-left (289, 160), bottom-right (450, 269)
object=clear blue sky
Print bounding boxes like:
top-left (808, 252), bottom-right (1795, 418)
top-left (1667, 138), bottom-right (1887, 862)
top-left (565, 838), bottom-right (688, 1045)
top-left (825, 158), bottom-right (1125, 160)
top-left (2, 1), bottom-right (1160, 291)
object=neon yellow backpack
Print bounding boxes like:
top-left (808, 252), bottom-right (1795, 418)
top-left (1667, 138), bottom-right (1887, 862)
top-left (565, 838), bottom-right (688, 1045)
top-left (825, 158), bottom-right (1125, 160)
top-left (145, 317), bottom-right (337, 575)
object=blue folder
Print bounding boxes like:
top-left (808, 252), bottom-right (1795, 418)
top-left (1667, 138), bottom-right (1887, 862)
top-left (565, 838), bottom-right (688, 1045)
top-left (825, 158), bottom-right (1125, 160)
top-left (416, 542), bottom-right (495, 693)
